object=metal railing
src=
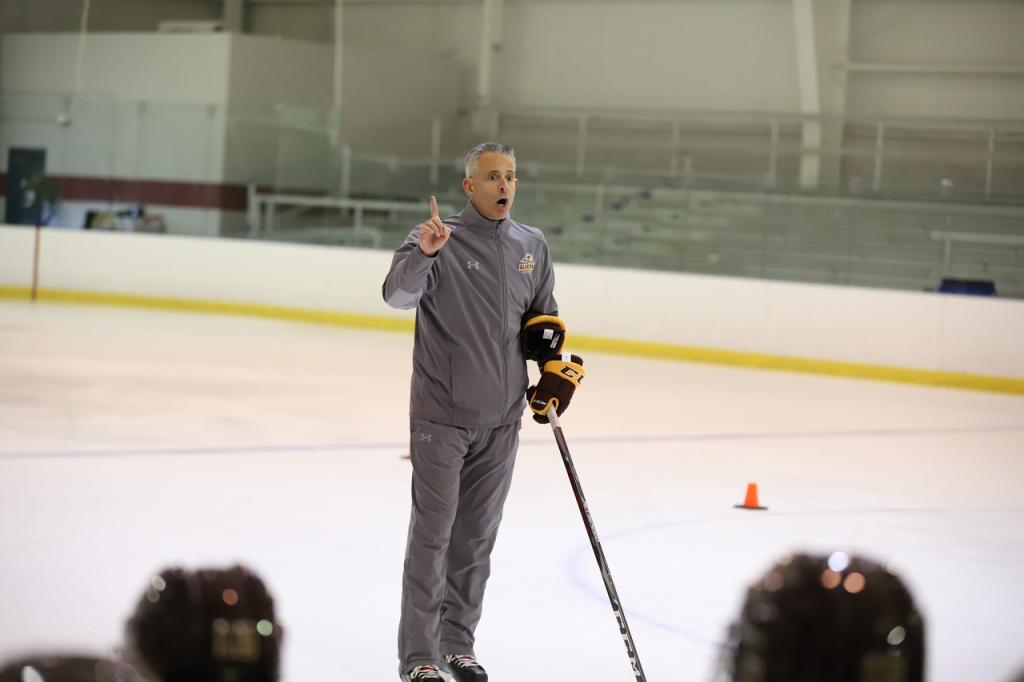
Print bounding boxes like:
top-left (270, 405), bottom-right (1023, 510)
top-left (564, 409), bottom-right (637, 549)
top-left (930, 230), bottom-right (1024, 275)
top-left (246, 184), bottom-right (458, 248)
top-left (3, 92), bottom-right (1021, 298)
top-left (460, 106), bottom-right (1024, 204)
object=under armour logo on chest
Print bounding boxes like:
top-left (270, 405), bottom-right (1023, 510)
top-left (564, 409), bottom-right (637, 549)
top-left (419, 432), bottom-right (432, 442)
top-left (466, 260), bottom-right (480, 270)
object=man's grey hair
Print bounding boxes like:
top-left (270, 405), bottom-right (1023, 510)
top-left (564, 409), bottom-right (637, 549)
top-left (464, 142), bottom-right (516, 178)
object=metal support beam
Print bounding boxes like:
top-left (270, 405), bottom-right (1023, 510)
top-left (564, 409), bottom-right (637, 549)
top-left (430, 114), bottom-right (442, 186)
top-left (872, 122), bottom-right (885, 193)
top-left (576, 114), bottom-right (588, 178)
top-left (333, 0), bottom-right (344, 117)
top-left (477, 0), bottom-right (502, 108)
top-left (669, 119), bottom-right (681, 175)
top-left (767, 119), bottom-right (779, 188)
top-left (843, 62), bottom-right (1024, 76)
top-left (223, 0), bottom-right (245, 32)
top-left (332, 0), bottom-right (345, 191)
top-left (985, 127), bottom-right (995, 199)
top-left (792, 0), bottom-right (822, 189)
top-left (73, 0), bottom-right (93, 98)
top-left (821, 0), bottom-right (851, 190)
top-left (472, 0), bottom-right (503, 136)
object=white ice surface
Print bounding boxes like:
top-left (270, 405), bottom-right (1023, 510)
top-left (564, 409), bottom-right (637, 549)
top-left (1, 301), bottom-right (1023, 681)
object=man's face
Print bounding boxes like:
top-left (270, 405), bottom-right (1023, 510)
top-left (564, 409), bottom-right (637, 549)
top-left (463, 152), bottom-right (518, 221)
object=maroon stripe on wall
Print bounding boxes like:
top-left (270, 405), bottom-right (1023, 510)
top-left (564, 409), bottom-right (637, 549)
top-left (0, 173), bottom-right (247, 211)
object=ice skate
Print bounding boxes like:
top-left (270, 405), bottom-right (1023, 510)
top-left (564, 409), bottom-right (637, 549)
top-left (401, 665), bottom-right (454, 682)
top-left (444, 654), bottom-right (488, 682)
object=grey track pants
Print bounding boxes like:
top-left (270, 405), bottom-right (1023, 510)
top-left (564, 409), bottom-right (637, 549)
top-left (398, 417), bottom-right (520, 673)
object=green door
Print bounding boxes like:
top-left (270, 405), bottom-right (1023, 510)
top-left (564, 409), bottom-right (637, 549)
top-left (5, 147), bottom-right (47, 225)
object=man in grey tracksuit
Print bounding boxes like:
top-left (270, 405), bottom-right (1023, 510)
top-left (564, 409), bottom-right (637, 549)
top-left (383, 143), bottom-right (581, 682)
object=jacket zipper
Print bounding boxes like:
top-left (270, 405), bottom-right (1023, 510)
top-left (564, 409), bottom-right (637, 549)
top-left (495, 220), bottom-right (508, 407)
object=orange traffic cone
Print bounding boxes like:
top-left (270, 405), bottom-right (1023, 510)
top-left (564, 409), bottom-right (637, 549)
top-left (734, 482), bottom-right (768, 510)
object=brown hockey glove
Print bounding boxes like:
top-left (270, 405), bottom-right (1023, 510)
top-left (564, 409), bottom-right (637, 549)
top-left (521, 312), bottom-right (566, 362)
top-left (527, 353), bottom-right (585, 424)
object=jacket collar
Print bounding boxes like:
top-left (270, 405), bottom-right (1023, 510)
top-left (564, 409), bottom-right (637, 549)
top-left (461, 200), bottom-right (508, 230)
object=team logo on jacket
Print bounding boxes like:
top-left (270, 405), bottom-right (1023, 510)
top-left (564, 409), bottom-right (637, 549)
top-left (518, 254), bottom-right (536, 272)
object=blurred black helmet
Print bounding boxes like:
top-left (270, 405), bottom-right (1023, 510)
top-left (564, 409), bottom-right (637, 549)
top-left (0, 656), bottom-right (147, 682)
top-left (719, 551), bottom-right (925, 682)
top-left (125, 565), bottom-right (282, 682)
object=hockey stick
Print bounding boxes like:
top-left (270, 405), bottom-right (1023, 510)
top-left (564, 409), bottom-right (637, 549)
top-left (547, 407), bottom-right (648, 681)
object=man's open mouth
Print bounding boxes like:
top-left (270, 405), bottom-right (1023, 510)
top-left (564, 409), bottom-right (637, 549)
top-left (497, 198), bottom-right (508, 206)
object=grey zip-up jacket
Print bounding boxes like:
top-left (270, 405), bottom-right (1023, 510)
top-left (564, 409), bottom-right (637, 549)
top-left (383, 201), bottom-right (558, 428)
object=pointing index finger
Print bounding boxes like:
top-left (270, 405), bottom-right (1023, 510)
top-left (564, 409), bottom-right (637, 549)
top-left (429, 195), bottom-right (440, 220)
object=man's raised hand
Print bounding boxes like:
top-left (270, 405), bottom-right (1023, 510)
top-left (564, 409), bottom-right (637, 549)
top-left (418, 195), bottom-right (452, 256)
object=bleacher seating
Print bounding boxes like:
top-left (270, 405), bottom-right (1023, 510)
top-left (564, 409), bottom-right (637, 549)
top-left (251, 151), bottom-right (1024, 299)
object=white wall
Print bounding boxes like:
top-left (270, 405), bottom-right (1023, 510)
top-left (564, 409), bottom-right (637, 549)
top-left (848, 0), bottom-right (1024, 119)
top-left (1, 34), bottom-right (231, 183)
top-left (339, 0), bottom-right (1024, 121)
top-left (1, 98), bottom-right (227, 181)
top-left (559, 263), bottom-right (1024, 378)
top-left (850, 0), bottom-right (1024, 65)
top-left (0, 225), bottom-right (36, 288)
top-left (0, 1), bottom-right (217, 35)
top-left (5, 1), bottom-right (1022, 125)
top-left (1, 31), bottom-right (336, 109)
top-left (1, 33), bottom-right (231, 103)
top-left (30, 228), bottom-right (400, 316)
top-left (246, 2), bottom-right (336, 44)
top-left (504, 0), bottom-right (799, 112)
top-left (227, 34), bottom-right (333, 107)
top-left (1, 31), bottom-right (461, 185)
top-left (342, 0), bottom-right (801, 114)
top-left (340, 45), bottom-right (469, 156)
top-left (223, 35), bottom-right (335, 187)
top-left (2, 225), bottom-right (1022, 380)
top-left (1, 32), bottom-right (338, 183)
top-left (0, 33), bottom-right (339, 235)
